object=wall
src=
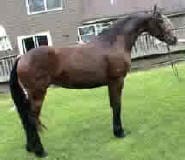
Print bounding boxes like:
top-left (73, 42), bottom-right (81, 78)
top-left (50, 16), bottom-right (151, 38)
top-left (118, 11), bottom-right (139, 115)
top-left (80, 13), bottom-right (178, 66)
top-left (82, 0), bottom-right (185, 21)
top-left (0, 0), bottom-right (83, 56)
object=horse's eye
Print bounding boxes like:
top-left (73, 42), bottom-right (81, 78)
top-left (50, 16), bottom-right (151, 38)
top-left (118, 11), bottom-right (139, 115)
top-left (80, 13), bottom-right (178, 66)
top-left (158, 18), bottom-right (163, 23)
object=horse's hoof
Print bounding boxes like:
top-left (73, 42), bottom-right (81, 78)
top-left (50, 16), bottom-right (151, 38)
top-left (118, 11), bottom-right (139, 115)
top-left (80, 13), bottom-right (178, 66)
top-left (26, 144), bottom-right (34, 153)
top-left (114, 130), bottom-right (125, 138)
top-left (35, 150), bottom-right (48, 158)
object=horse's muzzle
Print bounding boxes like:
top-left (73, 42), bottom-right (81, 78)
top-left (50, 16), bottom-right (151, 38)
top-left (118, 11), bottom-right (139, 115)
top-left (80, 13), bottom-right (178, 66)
top-left (167, 36), bottom-right (177, 45)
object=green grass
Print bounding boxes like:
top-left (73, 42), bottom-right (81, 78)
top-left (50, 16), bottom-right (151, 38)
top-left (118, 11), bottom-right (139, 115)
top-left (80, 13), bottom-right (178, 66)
top-left (1, 63), bottom-right (185, 160)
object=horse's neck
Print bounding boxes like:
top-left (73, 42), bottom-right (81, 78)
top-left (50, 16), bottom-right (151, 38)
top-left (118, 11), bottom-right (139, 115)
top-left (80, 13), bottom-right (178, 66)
top-left (121, 16), bottom-right (149, 51)
top-left (96, 14), bottom-right (150, 51)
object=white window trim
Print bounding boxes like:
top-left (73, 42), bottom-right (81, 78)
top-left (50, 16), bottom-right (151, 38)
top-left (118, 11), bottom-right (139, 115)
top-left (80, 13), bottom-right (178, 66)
top-left (25, 0), bottom-right (64, 15)
top-left (17, 31), bottom-right (52, 55)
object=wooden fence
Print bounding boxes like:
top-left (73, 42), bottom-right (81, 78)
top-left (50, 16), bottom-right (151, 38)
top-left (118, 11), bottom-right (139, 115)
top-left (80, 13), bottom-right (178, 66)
top-left (0, 27), bottom-right (185, 83)
top-left (132, 27), bottom-right (185, 58)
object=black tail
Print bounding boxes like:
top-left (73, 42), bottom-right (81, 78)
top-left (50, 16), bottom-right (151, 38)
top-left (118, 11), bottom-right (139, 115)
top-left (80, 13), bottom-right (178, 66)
top-left (9, 58), bottom-right (37, 132)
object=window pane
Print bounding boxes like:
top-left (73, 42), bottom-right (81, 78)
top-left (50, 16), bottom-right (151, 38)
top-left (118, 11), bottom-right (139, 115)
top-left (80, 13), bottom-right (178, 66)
top-left (96, 23), bottom-right (111, 35)
top-left (47, 0), bottom-right (61, 10)
top-left (28, 0), bottom-right (45, 12)
top-left (23, 37), bottom-right (35, 53)
top-left (80, 35), bottom-right (95, 43)
top-left (0, 37), bottom-right (6, 51)
top-left (79, 26), bottom-right (95, 36)
top-left (35, 36), bottom-right (48, 46)
top-left (0, 37), bottom-right (12, 51)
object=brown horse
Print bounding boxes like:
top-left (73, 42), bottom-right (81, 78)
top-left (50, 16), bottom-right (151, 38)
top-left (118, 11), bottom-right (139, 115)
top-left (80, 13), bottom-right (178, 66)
top-left (10, 6), bottom-right (177, 157)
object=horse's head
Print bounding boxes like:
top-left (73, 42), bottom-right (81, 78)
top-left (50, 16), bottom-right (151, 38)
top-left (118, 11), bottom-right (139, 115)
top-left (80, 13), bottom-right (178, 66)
top-left (147, 5), bottom-right (177, 45)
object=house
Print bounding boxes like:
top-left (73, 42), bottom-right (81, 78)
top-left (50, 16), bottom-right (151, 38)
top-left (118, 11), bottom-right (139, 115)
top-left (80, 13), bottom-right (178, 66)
top-left (0, 0), bottom-right (185, 82)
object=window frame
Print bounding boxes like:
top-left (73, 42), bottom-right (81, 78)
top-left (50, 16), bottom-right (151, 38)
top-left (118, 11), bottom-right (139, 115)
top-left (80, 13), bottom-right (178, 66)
top-left (25, 0), bottom-right (64, 15)
top-left (17, 31), bottom-right (52, 55)
top-left (78, 22), bottom-right (113, 43)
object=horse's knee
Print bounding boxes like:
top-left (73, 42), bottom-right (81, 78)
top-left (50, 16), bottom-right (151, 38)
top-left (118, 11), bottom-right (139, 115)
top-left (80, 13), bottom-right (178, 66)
top-left (30, 89), bottom-right (46, 111)
top-left (34, 100), bottom-right (43, 112)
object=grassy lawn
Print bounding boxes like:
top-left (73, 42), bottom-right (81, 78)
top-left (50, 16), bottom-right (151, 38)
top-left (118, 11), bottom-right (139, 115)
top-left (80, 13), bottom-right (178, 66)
top-left (0, 63), bottom-right (185, 160)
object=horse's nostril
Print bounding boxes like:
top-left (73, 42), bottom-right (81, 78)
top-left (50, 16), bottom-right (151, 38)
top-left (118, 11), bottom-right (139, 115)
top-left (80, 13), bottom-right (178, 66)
top-left (170, 36), bottom-right (177, 45)
top-left (173, 37), bottom-right (177, 44)
top-left (168, 36), bottom-right (177, 45)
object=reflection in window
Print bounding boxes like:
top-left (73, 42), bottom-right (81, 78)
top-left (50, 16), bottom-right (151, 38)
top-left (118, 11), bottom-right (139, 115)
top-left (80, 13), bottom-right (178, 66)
top-left (29, 0), bottom-right (45, 12)
top-left (27, 0), bottom-right (64, 14)
top-left (47, 0), bottom-right (61, 10)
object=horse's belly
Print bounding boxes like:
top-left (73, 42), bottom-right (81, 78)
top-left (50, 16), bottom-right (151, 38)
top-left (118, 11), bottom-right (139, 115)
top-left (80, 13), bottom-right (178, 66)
top-left (52, 69), bottom-right (107, 89)
top-left (58, 81), bottom-right (106, 89)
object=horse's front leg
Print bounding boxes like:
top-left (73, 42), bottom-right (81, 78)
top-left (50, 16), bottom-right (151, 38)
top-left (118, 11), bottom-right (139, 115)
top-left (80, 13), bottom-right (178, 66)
top-left (108, 78), bottom-right (125, 138)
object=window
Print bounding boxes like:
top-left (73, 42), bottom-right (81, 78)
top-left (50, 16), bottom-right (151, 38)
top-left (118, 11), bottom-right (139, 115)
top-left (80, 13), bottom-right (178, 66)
top-left (26, 0), bottom-right (64, 15)
top-left (17, 31), bottom-right (52, 54)
top-left (78, 22), bottom-right (112, 43)
top-left (78, 25), bottom-right (96, 43)
top-left (0, 25), bottom-right (12, 51)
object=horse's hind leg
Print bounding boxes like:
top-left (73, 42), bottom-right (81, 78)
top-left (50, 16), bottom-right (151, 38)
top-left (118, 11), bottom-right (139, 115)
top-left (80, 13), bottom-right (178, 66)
top-left (108, 78), bottom-right (125, 138)
top-left (25, 122), bottom-right (47, 157)
top-left (26, 88), bottom-right (47, 157)
top-left (30, 89), bottom-right (47, 131)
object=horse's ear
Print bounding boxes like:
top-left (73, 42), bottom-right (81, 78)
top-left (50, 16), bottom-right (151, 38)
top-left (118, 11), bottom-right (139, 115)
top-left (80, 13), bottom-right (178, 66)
top-left (153, 4), bottom-right (157, 15)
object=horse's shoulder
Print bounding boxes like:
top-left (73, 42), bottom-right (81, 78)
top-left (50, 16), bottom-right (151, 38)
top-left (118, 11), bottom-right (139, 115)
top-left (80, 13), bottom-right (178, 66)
top-left (106, 52), bottom-right (131, 78)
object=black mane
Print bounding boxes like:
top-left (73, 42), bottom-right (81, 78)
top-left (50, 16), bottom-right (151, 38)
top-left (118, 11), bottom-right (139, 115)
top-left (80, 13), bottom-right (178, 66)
top-left (97, 12), bottom-right (152, 44)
